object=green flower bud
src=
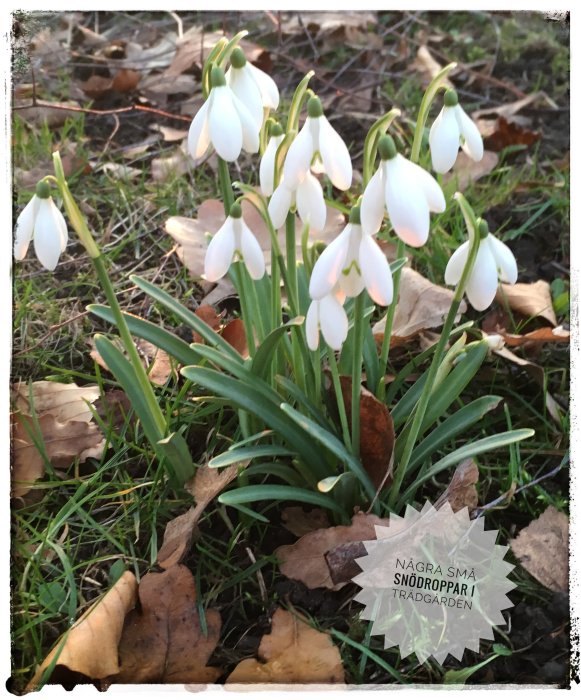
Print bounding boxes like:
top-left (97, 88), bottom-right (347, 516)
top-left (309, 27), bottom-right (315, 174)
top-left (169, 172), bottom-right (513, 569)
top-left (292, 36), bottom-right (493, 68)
top-left (444, 89), bottom-right (459, 107)
top-left (378, 134), bottom-right (397, 161)
top-left (210, 65), bottom-right (227, 88)
top-left (230, 47), bottom-right (246, 69)
top-left (349, 205), bottom-right (361, 225)
top-left (35, 180), bottom-right (51, 199)
top-left (477, 218), bottom-right (489, 239)
top-left (229, 202), bottom-right (242, 219)
top-left (270, 122), bottom-right (284, 137)
top-left (307, 96), bottom-right (323, 119)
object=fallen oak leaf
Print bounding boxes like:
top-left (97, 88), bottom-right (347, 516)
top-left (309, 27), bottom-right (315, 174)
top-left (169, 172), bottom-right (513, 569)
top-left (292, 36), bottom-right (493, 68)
top-left (226, 608), bottom-right (344, 684)
top-left (26, 571), bottom-right (138, 690)
top-left (510, 506), bottom-right (568, 593)
top-left (276, 512), bottom-right (390, 590)
top-left (108, 565), bottom-right (221, 684)
top-left (12, 380), bottom-right (101, 423)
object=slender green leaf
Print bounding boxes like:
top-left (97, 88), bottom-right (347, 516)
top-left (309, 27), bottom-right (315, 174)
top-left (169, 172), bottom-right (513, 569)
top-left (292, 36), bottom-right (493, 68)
top-left (89, 304), bottom-right (201, 366)
top-left (209, 444), bottom-right (297, 467)
top-left (251, 317), bottom-right (304, 380)
top-left (276, 375), bottom-right (334, 430)
top-left (130, 275), bottom-right (242, 361)
top-left (244, 463), bottom-right (304, 486)
top-left (330, 628), bottom-right (405, 683)
top-left (397, 429), bottom-right (535, 507)
top-left (280, 403), bottom-right (377, 503)
top-left (157, 432), bottom-right (195, 485)
top-left (218, 484), bottom-right (347, 516)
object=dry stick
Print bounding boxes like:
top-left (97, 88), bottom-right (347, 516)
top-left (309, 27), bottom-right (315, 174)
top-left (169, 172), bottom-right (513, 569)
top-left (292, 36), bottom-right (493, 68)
top-left (13, 100), bottom-right (192, 123)
top-left (13, 311), bottom-right (90, 357)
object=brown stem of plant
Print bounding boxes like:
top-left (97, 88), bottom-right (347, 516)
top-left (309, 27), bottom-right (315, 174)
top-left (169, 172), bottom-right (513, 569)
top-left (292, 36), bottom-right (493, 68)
top-left (13, 99), bottom-right (192, 123)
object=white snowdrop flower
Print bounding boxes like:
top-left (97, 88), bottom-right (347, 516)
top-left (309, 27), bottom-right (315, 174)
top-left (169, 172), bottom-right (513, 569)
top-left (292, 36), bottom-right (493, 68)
top-left (360, 134), bottom-right (446, 247)
top-left (429, 89), bottom-right (484, 174)
top-left (445, 219), bottom-right (517, 311)
top-left (268, 171), bottom-right (326, 233)
top-left (305, 289), bottom-right (348, 351)
top-left (204, 202), bottom-right (265, 282)
top-left (309, 206), bottom-right (393, 306)
top-left (483, 334), bottom-right (506, 351)
top-left (283, 96), bottom-right (352, 192)
top-left (13, 181), bottom-right (68, 271)
top-left (226, 47), bottom-right (279, 130)
top-left (188, 65), bottom-right (259, 162)
top-left (259, 123), bottom-right (284, 196)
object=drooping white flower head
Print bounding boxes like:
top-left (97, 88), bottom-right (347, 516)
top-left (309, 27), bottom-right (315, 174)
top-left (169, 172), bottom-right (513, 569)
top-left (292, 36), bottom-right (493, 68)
top-left (445, 219), bottom-right (517, 311)
top-left (259, 122), bottom-right (285, 196)
top-left (268, 171), bottom-right (326, 233)
top-left (204, 202), bottom-right (265, 282)
top-left (309, 206), bottom-right (393, 306)
top-left (360, 134), bottom-right (446, 247)
top-left (429, 89), bottom-right (484, 174)
top-left (283, 96), bottom-right (353, 192)
top-left (13, 181), bottom-right (68, 271)
top-left (226, 47), bottom-right (280, 130)
top-left (188, 65), bottom-right (259, 162)
top-left (305, 288), bottom-right (348, 351)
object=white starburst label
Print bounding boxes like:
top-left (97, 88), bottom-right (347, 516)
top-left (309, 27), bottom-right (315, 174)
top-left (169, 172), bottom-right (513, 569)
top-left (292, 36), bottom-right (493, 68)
top-left (353, 501), bottom-right (516, 664)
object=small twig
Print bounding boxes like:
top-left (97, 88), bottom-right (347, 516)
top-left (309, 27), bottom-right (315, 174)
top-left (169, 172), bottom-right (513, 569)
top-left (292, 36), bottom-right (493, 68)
top-left (169, 11), bottom-right (183, 40)
top-left (101, 113), bottom-right (120, 156)
top-left (245, 546), bottom-right (268, 604)
top-left (14, 311), bottom-right (90, 357)
top-left (14, 99), bottom-right (192, 123)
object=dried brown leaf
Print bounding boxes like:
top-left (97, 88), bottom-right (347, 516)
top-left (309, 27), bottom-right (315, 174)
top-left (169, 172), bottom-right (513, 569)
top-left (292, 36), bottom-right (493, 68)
top-left (280, 11), bottom-right (376, 37)
top-left (443, 150), bottom-right (498, 191)
top-left (80, 74), bottom-right (114, 99)
top-left (497, 280), bottom-right (557, 325)
top-left (193, 305), bottom-right (223, 343)
top-left (156, 464), bottom-right (239, 569)
top-left (281, 507), bottom-right (330, 537)
top-left (111, 68), bottom-right (141, 93)
top-left (226, 608), bottom-right (344, 684)
top-left (109, 565), bottom-right (221, 684)
top-left (481, 116), bottom-right (542, 151)
top-left (411, 45), bottom-right (454, 87)
top-left (276, 512), bottom-right (390, 590)
top-left (13, 381), bottom-right (101, 423)
top-left (510, 506), bottom-right (568, 592)
top-left (502, 326), bottom-right (570, 347)
top-left (221, 318), bottom-right (249, 358)
top-left (434, 459), bottom-right (480, 515)
top-left (26, 572), bottom-right (138, 690)
top-left (472, 91), bottom-right (558, 120)
top-left (373, 267), bottom-right (467, 344)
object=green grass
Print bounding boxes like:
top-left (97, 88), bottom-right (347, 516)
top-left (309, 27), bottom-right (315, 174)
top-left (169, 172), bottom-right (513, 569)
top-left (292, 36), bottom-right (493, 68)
top-left (11, 9), bottom-right (569, 691)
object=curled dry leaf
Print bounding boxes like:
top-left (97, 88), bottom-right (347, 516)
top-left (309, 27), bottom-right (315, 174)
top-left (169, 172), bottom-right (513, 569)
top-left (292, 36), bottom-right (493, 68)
top-left (433, 458), bottom-right (480, 515)
top-left (281, 507), bottom-right (330, 537)
top-left (333, 376), bottom-right (394, 491)
top-left (26, 571), bottom-right (138, 690)
top-left (496, 280), bottom-right (558, 326)
top-left (510, 506), bottom-right (569, 593)
top-left (411, 45), bottom-right (454, 87)
top-left (280, 11), bottom-right (376, 37)
top-left (226, 608), bottom-right (344, 684)
top-left (157, 464), bottom-right (239, 569)
top-left (501, 325), bottom-right (570, 348)
top-left (478, 115), bottom-right (541, 151)
top-left (13, 381), bottom-right (100, 423)
top-left (373, 267), bottom-right (467, 345)
top-left (276, 512), bottom-right (390, 590)
top-left (109, 565), bottom-right (221, 684)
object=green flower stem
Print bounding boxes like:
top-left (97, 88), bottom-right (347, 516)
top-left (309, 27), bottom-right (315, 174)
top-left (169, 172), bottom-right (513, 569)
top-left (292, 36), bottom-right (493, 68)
top-left (387, 196), bottom-right (481, 509)
top-left (327, 347), bottom-right (352, 453)
top-left (410, 62), bottom-right (457, 165)
top-left (217, 157), bottom-right (234, 213)
top-left (351, 293), bottom-right (366, 458)
top-left (92, 255), bottom-right (167, 437)
top-left (376, 238), bottom-right (405, 400)
top-left (230, 264), bottom-right (256, 356)
top-left (362, 108), bottom-right (401, 187)
top-left (285, 212), bottom-right (299, 313)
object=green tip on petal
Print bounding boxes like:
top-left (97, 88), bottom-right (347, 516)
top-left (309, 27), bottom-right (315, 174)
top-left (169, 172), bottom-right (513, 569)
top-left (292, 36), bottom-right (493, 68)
top-left (307, 96), bottom-right (324, 118)
top-left (270, 122), bottom-right (284, 137)
top-left (230, 47), bottom-right (246, 69)
top-left (349, 205), bottom-right (361, 225)
top-left (35, 180), bottom-right (51, 199)
top-left (210, 65), bottom-right (227, 88)
top-left (229, 202), bottom-right (242, 219)
top-left (477, 218), bottom-right (489, 239)
top-left (444, 89), bottom-right (459, 107)
top-left (378, 134), bottom-right (397, 161)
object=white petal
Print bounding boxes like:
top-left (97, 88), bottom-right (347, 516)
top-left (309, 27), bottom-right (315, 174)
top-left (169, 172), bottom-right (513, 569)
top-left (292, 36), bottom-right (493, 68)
top-left (239, 220), bottom-right (265, 280)
top-left (319, 295), bottom-right (349, 350)
top-left (465, 238), bottom-right (499, 311)
top-left (232, 91), bottom-right (260, 154)
top-left (50, 200), bottom-right (68, 252)
top-left (359, 234), bottom-right (393, 306)
top-left (187, 96), bottom-right (212, 159)
top-left (209, 86), bottom-right (243, 161)
top-left (204, 217), bottom-right (236, 282)
top-left (268, 183), bottom-right (293, 230)
top-left (317, 115), bottom-right (352, 190)
top-left (339, 224), bottom-right (364, 298)
top-left (247, 62), bottom-right (279, 110)
top-left (296, 171), bottom-right (326, 233)
top-left (385, 156), bottom-right (430, 247)
top-left (360, 166), bottom-right (386, 235)
top-left (456, 105), bottom-right (484, 162)
top-left (226, 65), bottom-right (264, 130)
top-left (33, 199), bottom-right (64, 271)
top-left (405, 158), bottom-right (446, 213)
top-left (309, 226), bottom-right (351, 300)
top-left (429, 106), bottom-right (460, 174)
top-left (305, 301), bottom-right (321, 351)
top-left (283, 121), bottom-right (313, 190)
top-left (488, 234), bottom-right (517, 284)
top-left (444, 240), bottom-right (470, 285)
top-left (259, 134), bottom-right (283, 196)
top-left (13, 195), bottom-right (39, 261)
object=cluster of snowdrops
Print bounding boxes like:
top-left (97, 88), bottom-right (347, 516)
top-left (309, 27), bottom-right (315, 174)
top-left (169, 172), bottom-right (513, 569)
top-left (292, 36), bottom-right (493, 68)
top-left (14, 32), bottom-right (530, 517)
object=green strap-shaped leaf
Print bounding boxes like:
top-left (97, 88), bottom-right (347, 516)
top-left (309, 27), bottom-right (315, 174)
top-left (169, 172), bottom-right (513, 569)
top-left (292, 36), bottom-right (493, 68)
top-left (209, 444), bottom-right (297, 468)
top-left (218, 484), bottom-right (347, 517)
top-left (251, 317), bottom-right (304, 380)
top-left (158, 432), bottom-right (195, 486)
